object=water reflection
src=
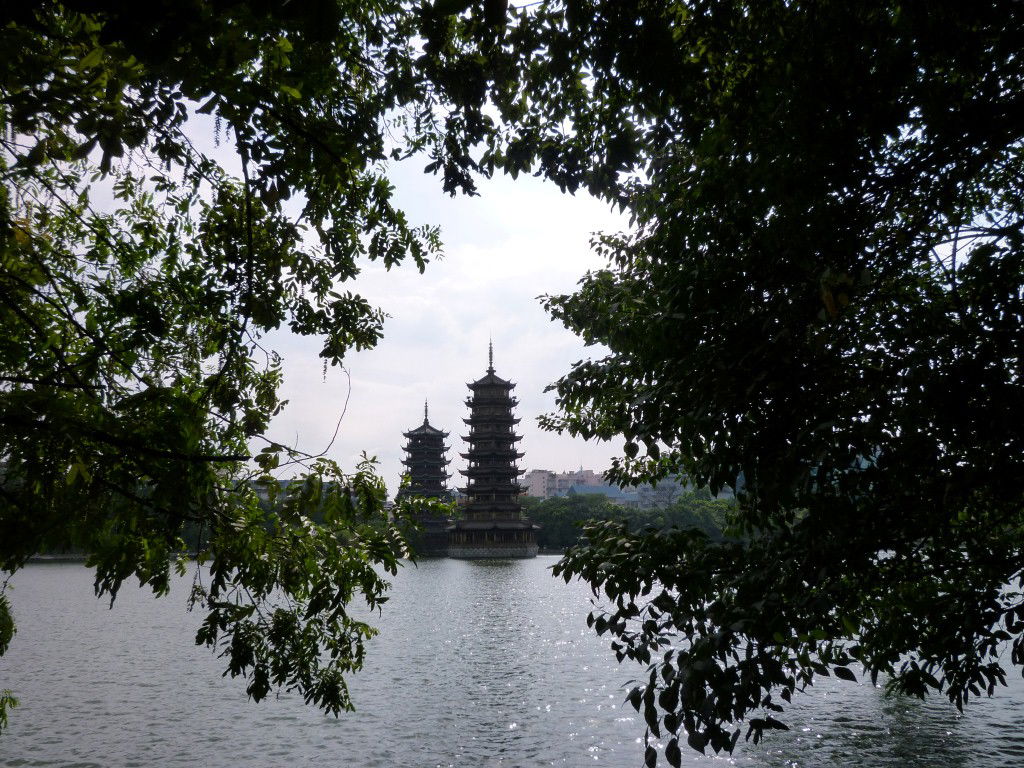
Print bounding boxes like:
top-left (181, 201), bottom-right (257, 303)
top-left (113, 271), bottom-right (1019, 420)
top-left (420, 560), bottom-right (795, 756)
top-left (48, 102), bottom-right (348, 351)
top-left (1, 559), bottom-right (1021, 767)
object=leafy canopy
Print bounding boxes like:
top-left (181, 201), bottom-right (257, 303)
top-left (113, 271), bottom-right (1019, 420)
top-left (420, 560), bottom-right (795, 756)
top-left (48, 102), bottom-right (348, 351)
top-left (5, 1), bottom-right (1024, 761)
top-left (0, 0), bottom-right (481, 729)
top-left (523, 489), bottom-right (730, 550)
top-left (419, 0), bottom-right (1024, 761)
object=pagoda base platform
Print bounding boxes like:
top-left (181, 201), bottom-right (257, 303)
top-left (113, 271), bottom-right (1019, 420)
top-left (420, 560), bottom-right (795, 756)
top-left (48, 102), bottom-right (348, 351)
top-left (448, 541), bottom-right (539, 559)
top-left (447, 520), bottom-right (539, 559)
top-left (406, 516), bottom-right (452, 558)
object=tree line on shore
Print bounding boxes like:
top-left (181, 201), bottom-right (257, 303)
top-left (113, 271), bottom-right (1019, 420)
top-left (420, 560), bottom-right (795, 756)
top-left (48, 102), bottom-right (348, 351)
top-left (523, 490), bottom-right (731, 551)
top-left (3, 1), bottom-right (1023, 761)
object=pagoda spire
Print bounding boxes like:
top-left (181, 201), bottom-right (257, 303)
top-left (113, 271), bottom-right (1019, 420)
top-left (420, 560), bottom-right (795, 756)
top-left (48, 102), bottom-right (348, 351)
top-left (424, 398), bottom-right (429, 424)
top-left (487, 337), bottom-right (494, 374)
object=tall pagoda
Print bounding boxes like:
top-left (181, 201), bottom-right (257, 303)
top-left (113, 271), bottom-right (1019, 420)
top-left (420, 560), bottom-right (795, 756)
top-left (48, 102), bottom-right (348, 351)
top-left (449, 344), bottom-right (538, 558)
top-left (397, 400), bottom-right (452, 556)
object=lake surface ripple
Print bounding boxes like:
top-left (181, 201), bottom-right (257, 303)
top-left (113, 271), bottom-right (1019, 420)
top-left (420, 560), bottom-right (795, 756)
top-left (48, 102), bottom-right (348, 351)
top-left (1, 559), bottom-right (1021, 767)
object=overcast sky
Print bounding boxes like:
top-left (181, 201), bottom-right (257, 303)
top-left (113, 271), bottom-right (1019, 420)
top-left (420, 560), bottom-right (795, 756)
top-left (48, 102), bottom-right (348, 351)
top-left (259, 160), bottom-right (630, 497)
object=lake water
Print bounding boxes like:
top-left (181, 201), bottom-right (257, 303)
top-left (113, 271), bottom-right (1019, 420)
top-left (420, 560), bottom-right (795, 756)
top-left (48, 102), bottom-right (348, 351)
top-left (1, 559), bottom-right (1022, 767)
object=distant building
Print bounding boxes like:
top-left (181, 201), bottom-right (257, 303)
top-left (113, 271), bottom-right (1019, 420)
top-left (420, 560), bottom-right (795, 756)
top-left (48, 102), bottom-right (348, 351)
top-left (449, 344), bottom-right (539, 558)
top-left (522, 468), bottom-right (607, 499)
top-left (555, 469), bottom-right (605, 495)
top-left (523, 469), bottom-right (737, 509)
top-left (522, 469), bottom-right (556, 498)
top-left (396, 400), bottom-right (452, 557)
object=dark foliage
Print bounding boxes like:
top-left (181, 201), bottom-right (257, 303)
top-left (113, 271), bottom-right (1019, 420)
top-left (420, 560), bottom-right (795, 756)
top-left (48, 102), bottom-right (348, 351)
top-left (418, 0), bottom-right (1024, 759)
top-left (524, 490), bottom-right (730, 550)
top-left (0, 0), bottom-right (482, 729)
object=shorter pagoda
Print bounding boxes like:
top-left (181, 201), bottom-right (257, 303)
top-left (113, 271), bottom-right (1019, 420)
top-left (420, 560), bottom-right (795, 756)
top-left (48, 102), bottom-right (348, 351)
top-left (396, 401), bottom-right (452, 557)
top-left (449, 344), bottom-right (538, 558)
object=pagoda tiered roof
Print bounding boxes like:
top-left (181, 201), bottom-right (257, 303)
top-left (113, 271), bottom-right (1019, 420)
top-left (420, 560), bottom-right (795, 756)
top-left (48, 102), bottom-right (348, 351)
top-left (460, 451), bottom-right (525, 462)
top-left (448, 519), bottom-right (537, 531)
top-left (397, 400), bottom-right (452, 503)
top-left (403, 425), bottom-right (448, 439)
top-left (457, 345), bottom-right (532, 523)
top-left (466, 371), bottom-right (516, 390)
top-left (448, 343), bottom-right (539, 558)
top-left (459, 485), bottom-right (523, 495)
top-left (404, 468), bottom-right (452, 479)
top-left (461, 466), bottom-right (524, 479)
top-left (461, 431), bottom-right (523, 441)
top-left (402, 453), bottom-right (451, 464)
top-left (402, 399), bottom-right (449, 438)
top-left (463, 396), bottom-right (518, 407)
top-left (463, 416), bottom-right (520, 427)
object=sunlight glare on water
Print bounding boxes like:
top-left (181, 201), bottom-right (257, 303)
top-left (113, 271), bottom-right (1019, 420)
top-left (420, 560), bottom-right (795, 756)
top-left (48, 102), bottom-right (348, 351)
top-left (1, 559), bottom-right (1022, 767)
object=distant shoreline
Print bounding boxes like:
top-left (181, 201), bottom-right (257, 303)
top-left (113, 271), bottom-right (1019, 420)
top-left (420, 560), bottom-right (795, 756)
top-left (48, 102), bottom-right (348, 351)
top-left (28, 549), bottom-right (567, 563)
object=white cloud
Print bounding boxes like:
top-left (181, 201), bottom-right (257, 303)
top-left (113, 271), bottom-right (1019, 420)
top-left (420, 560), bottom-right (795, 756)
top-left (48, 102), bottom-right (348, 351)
top-left (257, 161), bottom-right (630, 496)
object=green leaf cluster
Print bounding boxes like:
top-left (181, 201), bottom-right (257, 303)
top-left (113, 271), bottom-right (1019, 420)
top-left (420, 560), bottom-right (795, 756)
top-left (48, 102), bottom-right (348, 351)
top-left (5, 0), bottom-right (1024, 757)
top-left (0, 0), bottom-right (484, 730)
top-left (416, 0), bottom-right (1024, 759)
